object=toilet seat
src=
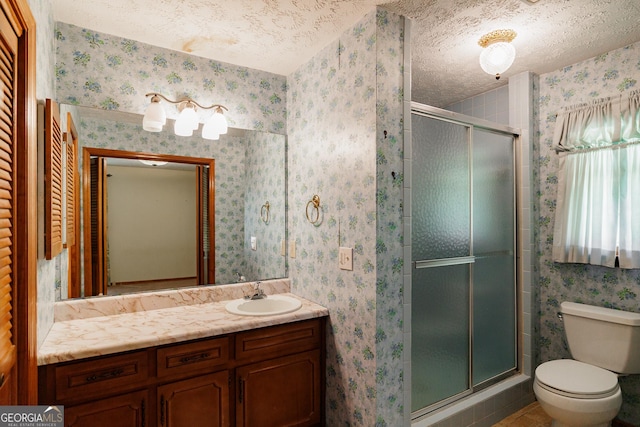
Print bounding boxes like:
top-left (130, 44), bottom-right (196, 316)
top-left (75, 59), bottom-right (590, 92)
top-left (535, 359), bottom-right (619, 399)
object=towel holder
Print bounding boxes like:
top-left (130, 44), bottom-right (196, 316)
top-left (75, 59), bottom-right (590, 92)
top-left (305, 195), bottom-right (321, 224)
top-left (260, 201), bottom-right (270, 224)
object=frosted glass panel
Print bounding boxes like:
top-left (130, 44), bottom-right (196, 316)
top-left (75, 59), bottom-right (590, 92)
top-left (472, 129), bottom-right (514, 255)
top-left (412, 115), bottom-right (470, 261)
top-left (412, 265), bottom-right (470, 411)
top-left (473, 255), bottom-right (515, 385)
top-left (472, 129), bottom-right (516, 385)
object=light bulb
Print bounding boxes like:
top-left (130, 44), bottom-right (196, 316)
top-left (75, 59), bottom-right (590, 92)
top-left (142, 97), bottom-right (166, 132)
top-left (210, 109), bottom-right (228, 135)
top-left (479, 42), bottom-right (515, 79)
top-left (175, 104), bottom-right (198, 137)
top-left (201, 120), bottom-right (220, 140)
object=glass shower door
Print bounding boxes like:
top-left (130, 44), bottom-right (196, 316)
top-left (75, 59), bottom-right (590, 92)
top-left (411, 111), bottom-right (517, 416)
top-left (411, 115), bottom-right (472, 412)
top-left (472, 129), bottom-right (516, 386)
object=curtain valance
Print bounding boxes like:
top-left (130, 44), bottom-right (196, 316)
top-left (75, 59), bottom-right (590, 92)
top-left (553, 90), bottom-right (640, 152)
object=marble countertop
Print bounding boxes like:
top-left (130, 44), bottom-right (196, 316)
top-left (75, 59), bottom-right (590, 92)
top-left (38, 282), bottom-right (328, 366)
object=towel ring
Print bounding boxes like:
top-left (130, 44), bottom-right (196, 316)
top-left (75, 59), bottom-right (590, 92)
top-left (261, 201), bottom-right (270, 224)
top-left (305, 195), bottom-right (321, 224)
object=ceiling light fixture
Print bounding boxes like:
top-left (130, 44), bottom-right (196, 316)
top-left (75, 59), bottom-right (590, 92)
top-left (142, 93), bottom-right (228, 140)
top-left (139, 160), bottom-right (168, 167)
top-left (478, 29), bottom-right (517, 80)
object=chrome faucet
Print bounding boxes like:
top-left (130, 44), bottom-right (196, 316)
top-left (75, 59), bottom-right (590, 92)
top-left (246, 281), bottom-right (266, 300)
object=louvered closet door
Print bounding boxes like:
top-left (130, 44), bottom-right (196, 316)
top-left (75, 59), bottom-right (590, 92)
top-left (0, 5), bottom-right (19, 403)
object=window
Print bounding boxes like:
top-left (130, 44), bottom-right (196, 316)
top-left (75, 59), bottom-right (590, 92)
top-left (552, 90), bottom-right (640, 269)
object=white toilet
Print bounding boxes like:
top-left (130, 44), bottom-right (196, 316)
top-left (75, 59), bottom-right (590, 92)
top-left (534, 302), bottom-right (640, 427)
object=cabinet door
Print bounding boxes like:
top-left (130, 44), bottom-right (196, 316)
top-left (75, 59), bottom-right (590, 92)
top-left (237, 350), bottom-right (321, 427)
top-left (158, 371), bottom-right (229, 427)
top-left (65, 390), bottom-right (148, 427)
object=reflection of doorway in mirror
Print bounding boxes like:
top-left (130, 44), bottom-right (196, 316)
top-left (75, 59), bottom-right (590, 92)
top-left (106, 164), bottom-right (197, 292)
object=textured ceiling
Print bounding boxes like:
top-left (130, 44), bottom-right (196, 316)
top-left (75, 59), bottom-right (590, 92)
top-left (52, 0), bottom-right (640, 107)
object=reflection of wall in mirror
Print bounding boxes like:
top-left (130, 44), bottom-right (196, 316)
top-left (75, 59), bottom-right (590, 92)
top-left (107, 165), bottom-right (197, 285)
top-left (244, 131), bottom-right (286, 281)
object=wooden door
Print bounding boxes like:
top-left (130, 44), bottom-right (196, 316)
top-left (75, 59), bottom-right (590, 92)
top-left (65, 390), bottom-right (148, 427)
top-left (158, 371), bottom-right (230, 427)
top-left (236, 351), bottom-right (321, 427)
top-left (85, 156), bottom-right (108, 296)
top-left (0, 0), bottom-right (37, 404)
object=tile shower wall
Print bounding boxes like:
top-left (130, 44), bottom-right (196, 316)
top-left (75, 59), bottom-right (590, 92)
top-left (287, 8), bottom-right (405, 426)
top-left (446, 85), bottom-right (510, 126)
top-left (536, 41), bottom-right (640, 425)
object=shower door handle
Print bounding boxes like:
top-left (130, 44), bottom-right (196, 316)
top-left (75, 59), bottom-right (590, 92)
top-left (414, 256), bottom-right (475, 269)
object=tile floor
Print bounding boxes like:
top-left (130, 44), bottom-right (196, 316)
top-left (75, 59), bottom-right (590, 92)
top-left (493, 402), bottom-right (551, 427)
top-left (493, 402), bottom-right (632, 427)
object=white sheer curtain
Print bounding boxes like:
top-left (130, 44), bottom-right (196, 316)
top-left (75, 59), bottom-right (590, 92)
top-left (552, 90), bottom-right (640, 269)
top-left (618, 143), bottom-right (640, 268)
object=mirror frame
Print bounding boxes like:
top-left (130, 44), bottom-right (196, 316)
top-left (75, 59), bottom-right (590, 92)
top-left (81, 147), bottom-right (215, 297)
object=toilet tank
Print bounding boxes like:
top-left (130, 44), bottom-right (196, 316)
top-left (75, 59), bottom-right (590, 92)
top-left (561, 302), bottom-right (640, 374)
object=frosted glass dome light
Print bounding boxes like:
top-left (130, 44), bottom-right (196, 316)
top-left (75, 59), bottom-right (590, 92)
top-left (142, 95), bottom-right (166, 132)
top-left (478, 29), bottom-right (517, 80)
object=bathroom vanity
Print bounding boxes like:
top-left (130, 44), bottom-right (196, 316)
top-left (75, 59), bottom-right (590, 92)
top-left (37, 282), bottom-right (328, 427)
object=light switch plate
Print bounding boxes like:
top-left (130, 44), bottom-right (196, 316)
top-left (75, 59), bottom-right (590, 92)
top-left (251, 236), bottom-right (257, 251)
top-left (339, 247), bottom-right (353, 271)
top-left (289, 240), bottom-right (296, 258)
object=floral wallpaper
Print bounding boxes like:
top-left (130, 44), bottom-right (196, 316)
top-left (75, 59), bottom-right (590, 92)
top-left (287, 9), bottom-right (405, 426)
top-left (243, 131), bottom-right (287, 282)
top-left (536, 41), bottom-right (640, 425)
top-left (55, 22), bottom-right (287, 135)
top-left (373, 10), bottom-right (405, 426)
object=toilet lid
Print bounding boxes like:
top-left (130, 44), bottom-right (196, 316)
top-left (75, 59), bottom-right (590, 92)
top-left (535, 360), bottom-right (619, 398)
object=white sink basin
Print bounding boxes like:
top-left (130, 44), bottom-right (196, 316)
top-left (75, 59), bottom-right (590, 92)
top-left (225, 294), bottom-right (302, 316)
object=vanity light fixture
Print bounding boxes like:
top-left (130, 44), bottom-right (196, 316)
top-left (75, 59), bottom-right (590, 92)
top-left (478, 29), bottom-right (517, 80)
top-left (142, 93), bottom-right (228, 140)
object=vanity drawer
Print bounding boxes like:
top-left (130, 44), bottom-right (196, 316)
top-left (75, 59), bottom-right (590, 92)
top-left (54, 350), bottom-right (149, 402)
top-left (235, 319), bottom-right (322, 364)
top-left (157, 337), bottom-right (230, 379)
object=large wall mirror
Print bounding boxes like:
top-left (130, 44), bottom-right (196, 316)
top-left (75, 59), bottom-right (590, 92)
top-left (61, 104), bottom-right (287, 300)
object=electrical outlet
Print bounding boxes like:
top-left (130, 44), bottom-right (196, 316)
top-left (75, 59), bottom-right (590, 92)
top-left (339, 247), bottom-right (353, 271)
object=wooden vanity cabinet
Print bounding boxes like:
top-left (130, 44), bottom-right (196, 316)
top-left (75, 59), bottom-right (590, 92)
top-left (38, 318), bottom-right (325, 427)
top-left (235, 320), bottom-right (324, 427)
top-left (158, 371), bottom-right (230, 427)
top-left (64, 390), bottom-right (149, 427)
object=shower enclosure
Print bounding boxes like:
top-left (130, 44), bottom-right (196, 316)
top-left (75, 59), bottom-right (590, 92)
top-left (410, 103), bottom-right (519, 418)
